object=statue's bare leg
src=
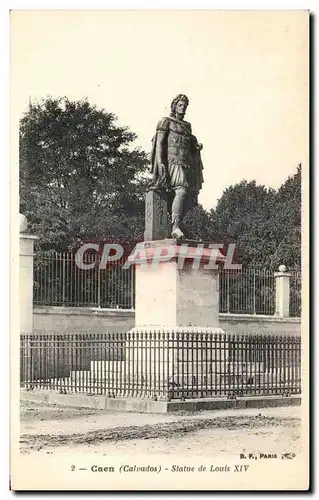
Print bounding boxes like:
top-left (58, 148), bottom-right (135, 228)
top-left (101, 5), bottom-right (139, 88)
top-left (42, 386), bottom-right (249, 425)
top-left (171, 187), bottom-right (187, 239)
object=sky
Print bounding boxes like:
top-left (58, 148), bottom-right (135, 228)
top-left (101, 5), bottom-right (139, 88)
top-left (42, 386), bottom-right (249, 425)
top-left (10, 10), bottom-right (309, 210)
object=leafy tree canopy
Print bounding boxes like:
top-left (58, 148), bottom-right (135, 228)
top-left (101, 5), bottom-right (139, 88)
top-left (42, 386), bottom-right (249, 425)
top-left (186, 166), bottom-right (301, 270)
top-left (20, 97), bottom-right (148, 250)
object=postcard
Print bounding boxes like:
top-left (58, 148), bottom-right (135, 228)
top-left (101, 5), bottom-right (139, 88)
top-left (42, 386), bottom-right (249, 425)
top-left (10, 9), bottom-right (309, 491)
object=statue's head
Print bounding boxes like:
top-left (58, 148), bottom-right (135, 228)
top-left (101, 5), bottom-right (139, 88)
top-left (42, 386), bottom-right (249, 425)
top-left (170, 94), bottom-right (189, 119)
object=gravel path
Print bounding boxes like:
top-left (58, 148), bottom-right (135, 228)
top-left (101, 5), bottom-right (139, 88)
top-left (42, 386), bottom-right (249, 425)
top-left (20, 400), bottom-right (301, 457)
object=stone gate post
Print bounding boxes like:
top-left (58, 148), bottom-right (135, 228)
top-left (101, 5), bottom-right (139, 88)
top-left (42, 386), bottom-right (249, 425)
top-left (19, 214), bottom-right (38, 333)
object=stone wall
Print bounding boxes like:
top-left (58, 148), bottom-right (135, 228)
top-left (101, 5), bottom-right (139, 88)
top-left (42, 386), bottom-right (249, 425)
top-left (33, 307), bottom-right (134, 333)
top-left (219, 313), bottom-right (300, 336)
top-left (33, 307), bottom-right (300, 336)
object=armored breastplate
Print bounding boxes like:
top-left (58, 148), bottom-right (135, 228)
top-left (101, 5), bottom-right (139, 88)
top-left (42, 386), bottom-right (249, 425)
top-left (167, 120), bottom-right (192, 164)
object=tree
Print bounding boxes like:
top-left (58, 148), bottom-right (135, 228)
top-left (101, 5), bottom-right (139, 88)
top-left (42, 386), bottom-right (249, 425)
top-left (211, 180), bottom-right (276, 267)
top-left (211, 168), bottom-right (301, 270)
top-left (20, 97), bottom-right (149, 250)
top-left (183, 204), bottom-right (215, 241)
top-left (267, 165), bottom-right (301, 270)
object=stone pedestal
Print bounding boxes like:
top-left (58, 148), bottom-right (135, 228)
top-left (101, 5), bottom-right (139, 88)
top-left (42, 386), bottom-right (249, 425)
top-left (125, 239), bottom-right (226, 399)
top-left (134, 244), bottom-right (221, 328)
top-left (20, 233), bottom-right (38, 333)
top-left (91, 327), bottom-right (229, 399)
top-left (91, 240), bottom-right (228, 400)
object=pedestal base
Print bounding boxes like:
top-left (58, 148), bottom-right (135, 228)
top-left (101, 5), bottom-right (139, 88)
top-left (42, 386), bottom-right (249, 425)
top-left (91, 326), bottom-right (228, 400)
top-left (133, 239), bottom-right (224, 328)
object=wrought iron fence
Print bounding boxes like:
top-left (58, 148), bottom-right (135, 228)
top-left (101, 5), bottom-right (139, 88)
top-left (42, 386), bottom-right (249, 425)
top-left (20, 331), bottom-right (301, 400)
top-left (290, 271), bottom-right (301, 318)
top-left (219, 268), bottom-right (275, 315)
top-left (33, 251), bottom-right (301, 317)
top-left (34, 251), bottom-right (135, 309)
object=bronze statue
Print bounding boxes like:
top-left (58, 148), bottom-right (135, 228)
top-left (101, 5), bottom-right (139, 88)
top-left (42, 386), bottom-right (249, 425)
top-left (150, 94), bottom-right (204, 239)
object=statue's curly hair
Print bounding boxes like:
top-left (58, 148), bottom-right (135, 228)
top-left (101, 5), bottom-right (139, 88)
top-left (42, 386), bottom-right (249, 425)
top-left (170, 94), bottom-right (189, 116)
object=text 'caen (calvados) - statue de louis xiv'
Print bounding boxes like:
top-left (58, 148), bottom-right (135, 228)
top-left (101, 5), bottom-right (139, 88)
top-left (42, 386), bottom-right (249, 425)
top-left (149, 94), bottom-right (204, 239)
